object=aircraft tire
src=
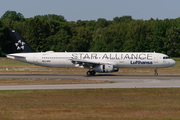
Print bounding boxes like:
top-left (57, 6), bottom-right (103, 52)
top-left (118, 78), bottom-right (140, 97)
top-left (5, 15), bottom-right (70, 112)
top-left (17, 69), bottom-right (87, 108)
top-left (91, 71), bottom-right (96, 76)
top-left (86, 71), bottom-right (91, 76)
top-left (154, 73), bottom-right (158, 76)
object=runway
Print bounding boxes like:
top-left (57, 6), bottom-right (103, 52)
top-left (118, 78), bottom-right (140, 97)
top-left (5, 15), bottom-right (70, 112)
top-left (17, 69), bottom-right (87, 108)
top-left (0, 74), bottom-right (180, 90)
top-left (0, 74), bottom-right (180, 80)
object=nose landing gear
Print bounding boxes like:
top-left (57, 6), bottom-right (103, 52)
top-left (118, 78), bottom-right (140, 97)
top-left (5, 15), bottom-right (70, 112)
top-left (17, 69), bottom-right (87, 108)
top-left (154, 68), bottom-right (158, 76)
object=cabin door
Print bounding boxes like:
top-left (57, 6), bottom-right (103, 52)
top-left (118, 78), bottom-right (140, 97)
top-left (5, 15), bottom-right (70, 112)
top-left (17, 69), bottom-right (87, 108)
top-left (153, 54), bottom-right (158, 63)
top-left (33, 54), bottom-right (38, 64)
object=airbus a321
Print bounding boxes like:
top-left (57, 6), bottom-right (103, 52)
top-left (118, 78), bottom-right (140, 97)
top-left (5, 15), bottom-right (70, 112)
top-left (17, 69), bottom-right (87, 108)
top-left (7, 30), bottom-right (176, 76)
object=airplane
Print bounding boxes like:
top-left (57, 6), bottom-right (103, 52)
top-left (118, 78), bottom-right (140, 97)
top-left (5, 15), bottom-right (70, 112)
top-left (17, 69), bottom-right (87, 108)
top-left (6, 30), bottom-right (176, 76)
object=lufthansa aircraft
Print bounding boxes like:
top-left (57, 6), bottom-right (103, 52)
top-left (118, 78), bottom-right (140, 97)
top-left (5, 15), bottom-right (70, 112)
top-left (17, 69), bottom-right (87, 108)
top-left (7, 30), bottom-right (176, 76)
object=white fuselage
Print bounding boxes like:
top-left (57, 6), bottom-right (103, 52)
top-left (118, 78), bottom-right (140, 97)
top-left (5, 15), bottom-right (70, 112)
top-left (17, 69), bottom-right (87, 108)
top-left (7, 52), bottom-right (176, 69)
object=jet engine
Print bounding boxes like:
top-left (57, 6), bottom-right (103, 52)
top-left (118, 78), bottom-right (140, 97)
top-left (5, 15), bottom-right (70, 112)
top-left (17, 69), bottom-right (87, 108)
top-left (94, 65), bottom-right (118, 73)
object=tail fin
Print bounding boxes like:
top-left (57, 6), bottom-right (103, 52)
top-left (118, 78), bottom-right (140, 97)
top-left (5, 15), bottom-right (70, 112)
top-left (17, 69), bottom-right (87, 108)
top-left (9, 30), bottom-right (35, 53)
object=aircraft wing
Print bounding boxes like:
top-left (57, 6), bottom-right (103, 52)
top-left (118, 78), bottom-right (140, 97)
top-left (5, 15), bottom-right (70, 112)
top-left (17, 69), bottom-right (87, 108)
top-left (71, 58), bottom-right (107, 65)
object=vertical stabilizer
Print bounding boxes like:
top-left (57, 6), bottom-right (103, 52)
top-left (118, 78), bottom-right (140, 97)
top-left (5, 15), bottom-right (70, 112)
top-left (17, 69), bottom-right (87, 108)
top-left (9, 30), bottom-right (35, 53)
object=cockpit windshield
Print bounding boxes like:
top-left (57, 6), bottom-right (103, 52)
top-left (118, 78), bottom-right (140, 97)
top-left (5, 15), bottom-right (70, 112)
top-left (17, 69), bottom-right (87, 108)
top-left (163, 56), bottom-right (170, 59)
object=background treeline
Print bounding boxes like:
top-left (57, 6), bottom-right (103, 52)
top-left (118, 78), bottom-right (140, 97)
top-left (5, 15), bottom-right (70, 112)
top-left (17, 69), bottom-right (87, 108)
top-left (0, 10), bottom-right (180, 57)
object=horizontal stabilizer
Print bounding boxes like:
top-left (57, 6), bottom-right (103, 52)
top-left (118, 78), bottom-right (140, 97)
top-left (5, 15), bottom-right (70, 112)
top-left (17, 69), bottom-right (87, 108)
top-left (6, 54), bottom-right (25, 59)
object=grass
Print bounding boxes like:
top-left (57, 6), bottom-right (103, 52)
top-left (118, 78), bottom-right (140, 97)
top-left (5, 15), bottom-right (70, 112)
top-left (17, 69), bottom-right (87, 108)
top-left (0, 79), bottom-right (110, 85)
top-left (0, 88), bottom-right (180, 120)
top-left (173, 57), bottom-right (180, 61)
top-left (0, 57), bottom-right (179, 75)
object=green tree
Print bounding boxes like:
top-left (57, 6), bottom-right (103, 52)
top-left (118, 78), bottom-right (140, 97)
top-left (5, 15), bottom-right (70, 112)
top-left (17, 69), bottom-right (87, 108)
top-left (163, 27), bottom-right (180, 57)
top-left (46, 29), bottom-right (71, 52)
top-left (90, 22), bottom-right (127, 52)
top-left (35, 14), bottom-right (66, 22)
top-left (153, 19), bottom-right (172, 53)
top-left (113, 16), bottom-right (132, 24)
top-left (86, 20), bottom-right (96, 30)
top-left (0, 21), bottom-right (11, 56)
top-left (76, 20), bottom-right (87, 27)
top-left (69, 26), bottom-right (92, 52)
top-left (123, 20), bottom-right (149, 52)
top-left (26, 17), bottom-right (50, 51)
top-left (89, 28), bottom-right (103, 52)
top-left (94, 18), bottom-right (110, 30)
top-left (1, 10), bottom-right (25, 22)
top-left (46, 20), bottom-right (65, 36)
top-left (1, 18), bottom-right (14, 29)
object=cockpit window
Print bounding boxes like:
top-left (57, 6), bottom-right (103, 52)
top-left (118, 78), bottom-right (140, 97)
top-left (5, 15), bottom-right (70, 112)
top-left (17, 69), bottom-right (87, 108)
top-left (163, 56), bottom-right (170, 59)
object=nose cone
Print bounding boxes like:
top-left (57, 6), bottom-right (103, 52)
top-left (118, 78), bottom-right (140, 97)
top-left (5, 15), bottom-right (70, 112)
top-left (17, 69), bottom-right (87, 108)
top-left (171, 59), bottom-right (176, 66)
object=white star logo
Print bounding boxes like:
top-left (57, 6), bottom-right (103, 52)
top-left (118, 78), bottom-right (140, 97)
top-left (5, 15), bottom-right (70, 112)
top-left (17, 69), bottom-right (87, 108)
top-left (15, 40), bottom-right (25, 50)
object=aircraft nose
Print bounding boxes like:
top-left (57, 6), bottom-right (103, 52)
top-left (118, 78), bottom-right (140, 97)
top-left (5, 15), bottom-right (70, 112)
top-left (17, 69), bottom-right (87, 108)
top-left (171, 59), bottom-right (176, 66)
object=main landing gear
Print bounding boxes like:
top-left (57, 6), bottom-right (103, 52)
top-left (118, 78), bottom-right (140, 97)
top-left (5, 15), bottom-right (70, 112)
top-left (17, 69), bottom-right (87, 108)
top-left (154, 68), bottom-right (158, 76)
top-left (86, 70), bottom-right (96, 76)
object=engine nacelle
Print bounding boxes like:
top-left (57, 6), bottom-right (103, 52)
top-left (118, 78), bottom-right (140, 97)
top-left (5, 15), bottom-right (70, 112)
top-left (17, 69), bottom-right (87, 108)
top-left (94, 65), bottom-right (116, 73)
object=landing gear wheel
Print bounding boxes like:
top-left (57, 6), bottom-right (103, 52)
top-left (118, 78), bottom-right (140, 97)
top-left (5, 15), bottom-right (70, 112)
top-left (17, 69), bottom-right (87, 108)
top-left (86, 71), bottom-right (91, 76)
top-left (91, 71), bottom-right (96, 76)
top-left (86, 71), bottom-right (96, 76)
top-left (154, 73), bottom-right (158, 76)
top-left (154, 68), bottom-right (158, 76)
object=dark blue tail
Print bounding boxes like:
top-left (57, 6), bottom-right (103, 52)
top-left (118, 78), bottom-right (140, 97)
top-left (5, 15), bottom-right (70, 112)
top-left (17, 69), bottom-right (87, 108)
top-left (9, 30), bottom-right (35, 53)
